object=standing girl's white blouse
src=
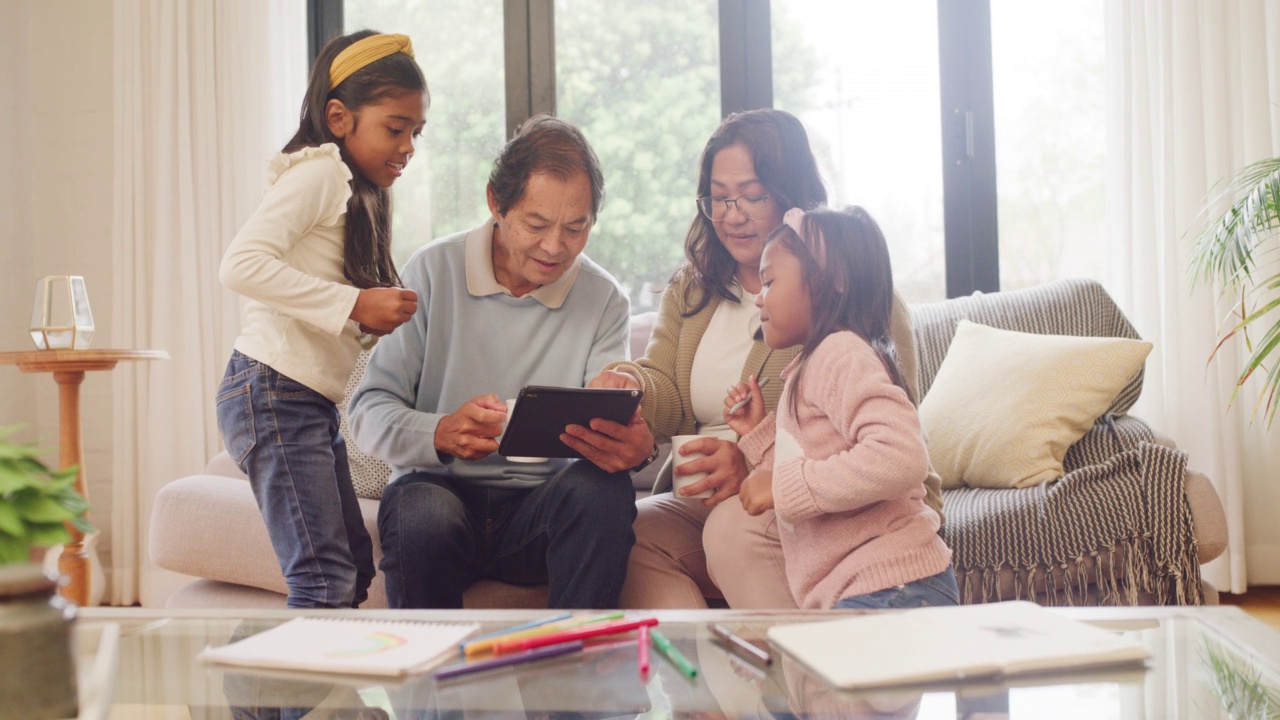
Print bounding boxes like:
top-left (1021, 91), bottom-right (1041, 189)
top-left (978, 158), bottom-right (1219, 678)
top-left (220, 143), bottom-right (367, 403)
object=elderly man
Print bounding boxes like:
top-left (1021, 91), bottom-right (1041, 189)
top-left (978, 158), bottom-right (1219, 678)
top-left (348, 115), bottom-right (657, 609)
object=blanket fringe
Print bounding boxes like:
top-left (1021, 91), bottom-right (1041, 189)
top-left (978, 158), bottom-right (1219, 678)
top-left (955, 535), bottom-right (1204, 607)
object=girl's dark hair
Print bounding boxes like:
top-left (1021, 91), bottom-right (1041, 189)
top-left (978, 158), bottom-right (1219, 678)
top-left (680, 109), bottom-right (827, 315)
top-left (285, 29), bottom-right (428, 289)
top-left (767, 206), bottom-right (912, 415)
top-left (488, 114), bottom-right (605, 219)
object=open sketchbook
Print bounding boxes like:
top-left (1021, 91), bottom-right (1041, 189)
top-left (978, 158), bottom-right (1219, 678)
top-left (767, 600), bottom-right (1148, 690)
top-left (200, 617), bottom-right (480, 677)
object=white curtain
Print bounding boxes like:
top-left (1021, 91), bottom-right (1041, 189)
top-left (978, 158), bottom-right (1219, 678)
top-left (1106, 0), bottom-right (1280, 594)
top-left (111, 0), bottom-right (306, 606)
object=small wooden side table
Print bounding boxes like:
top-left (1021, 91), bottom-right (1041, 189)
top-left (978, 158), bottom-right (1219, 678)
top-left (0, 348), bottom-right (169, 606)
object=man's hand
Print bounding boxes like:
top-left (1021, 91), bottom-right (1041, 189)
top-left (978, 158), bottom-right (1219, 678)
top-left (434, 394), bottom-right (506, 461)
top-left (672, 437), bottom-right (751, 507)
top-left (560, 406), bottom-right (654, 474)
top-left (738, 467), bottom-right (774, 515)
top-left (351, 287), bottom-right (418, 335)
top-left (586, 369), bottom-right (641, 390)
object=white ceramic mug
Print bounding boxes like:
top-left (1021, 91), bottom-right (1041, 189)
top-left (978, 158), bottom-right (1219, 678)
top-left (670, 435), bottom-right (713, 498)
top-left (502, 397), bottom-right (547, 463)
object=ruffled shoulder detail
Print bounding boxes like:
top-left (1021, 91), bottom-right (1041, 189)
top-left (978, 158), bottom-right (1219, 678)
top-left (265, 142), bottom-right (353, 187)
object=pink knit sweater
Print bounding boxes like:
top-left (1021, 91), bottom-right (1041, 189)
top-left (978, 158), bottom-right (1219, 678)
top-left (739, 331), bottom-right (951, 609)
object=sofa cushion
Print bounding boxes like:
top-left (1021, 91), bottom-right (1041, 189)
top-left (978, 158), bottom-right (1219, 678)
top-left (920, 320), bottom-right (1152, 488)
top-left (150, 474), bottom-right (388, 609)
top-left (911, 278), bottom-right (1147, 416)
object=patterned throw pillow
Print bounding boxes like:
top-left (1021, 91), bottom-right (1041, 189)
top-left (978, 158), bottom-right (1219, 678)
top-left (919, 320), bottom-right (1152, 489)
top-left (340, 350), bottom-right (393, 499)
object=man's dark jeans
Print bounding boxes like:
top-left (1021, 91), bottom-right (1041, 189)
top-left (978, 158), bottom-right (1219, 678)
top-left (377, 461), bottom-right (637, 609)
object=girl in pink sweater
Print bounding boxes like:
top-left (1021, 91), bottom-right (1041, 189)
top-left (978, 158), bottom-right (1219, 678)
top-left (724, 206), bottom-right (955, 610)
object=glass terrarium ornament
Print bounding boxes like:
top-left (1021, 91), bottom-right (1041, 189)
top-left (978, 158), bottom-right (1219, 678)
top-left (30, 276), bottom-right (94, 350)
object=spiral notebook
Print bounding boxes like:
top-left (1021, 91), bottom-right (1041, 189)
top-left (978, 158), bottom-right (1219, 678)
top-left (200, 617), bottom-right (480, 677)
top-left (767, 600), bottom-right (1149, 690)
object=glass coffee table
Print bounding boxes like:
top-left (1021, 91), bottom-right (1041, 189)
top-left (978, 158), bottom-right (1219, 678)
top-left (72, 605), bottom-right (1280, 719)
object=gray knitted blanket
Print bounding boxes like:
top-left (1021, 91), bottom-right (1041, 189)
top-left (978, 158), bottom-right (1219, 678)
top-left (941, 415), bottom-right (1202, 606)
top-left (912, 279), bottom-right (1203, 606)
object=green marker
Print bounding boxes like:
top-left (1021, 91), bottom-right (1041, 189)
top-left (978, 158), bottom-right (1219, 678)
top-left (650, 628), bottom-right (698, 679)
top-left (563, 611), bottom-right (625, 629)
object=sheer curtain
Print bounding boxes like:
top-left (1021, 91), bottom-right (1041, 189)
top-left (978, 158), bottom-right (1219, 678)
top-left (1106, 0), bottom-right (1280, 594)
top-left (111, 0), bottom-right (306, 606)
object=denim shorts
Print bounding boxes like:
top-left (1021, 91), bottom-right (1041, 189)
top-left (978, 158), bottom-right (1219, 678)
top-left (833, 566), bottom-right (960, 610)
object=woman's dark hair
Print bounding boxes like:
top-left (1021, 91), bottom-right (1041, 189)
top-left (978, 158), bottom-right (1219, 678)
top-left (680, 108), bottom-right (827, 315)
top-left (488, 114), bottom-right (605, 219)
top-left (767, 206), bottom-right (912, 415)
top-left (285, 29), bottom-right (428, 289)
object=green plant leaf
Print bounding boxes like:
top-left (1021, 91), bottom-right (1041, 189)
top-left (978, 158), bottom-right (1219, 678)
top-left (12, 495), bottom-right (76, 523)
top-left (0, 502), bottom-right (22, 537)
top-left (50, 487), bottom-right (90, 515)
top-left (0, 422), bottom-right (91, 564)
top-left (1188, 155), bottom-right (1280, 428)
top-left (26, 523), bottom-right (70, 548)
top-left (0, 535), bottom-right (28, 565)
top-left (0, 466), bottom-right (30, 494)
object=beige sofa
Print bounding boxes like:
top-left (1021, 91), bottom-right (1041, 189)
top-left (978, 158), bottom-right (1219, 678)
top-left (150, 278), bottom-right (1227, 608)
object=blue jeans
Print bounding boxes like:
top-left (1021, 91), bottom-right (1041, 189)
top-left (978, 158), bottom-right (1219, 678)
top-left (216, 350), bottom-right (374, 609)
top-left (377, 462), bottom-right (637, 609)
top-left (833, 566), bottom-right (960, 610)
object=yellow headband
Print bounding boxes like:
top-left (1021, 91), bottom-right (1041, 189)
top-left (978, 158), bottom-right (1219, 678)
top-left (328, 33), bottom-right (414, 91)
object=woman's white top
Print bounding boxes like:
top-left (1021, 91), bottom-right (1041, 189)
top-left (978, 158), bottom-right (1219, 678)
top-left (688, 283), bottom-right (760, 440)
top-left (219, 143), bottom-right (366, 404)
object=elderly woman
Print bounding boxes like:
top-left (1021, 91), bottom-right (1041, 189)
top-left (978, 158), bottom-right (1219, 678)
top-left (592, 108), bottom-right (942, 608)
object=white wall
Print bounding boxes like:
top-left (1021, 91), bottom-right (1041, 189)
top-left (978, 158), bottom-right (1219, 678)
top-left (0, 1), bottom-right (37, 437)
top-left (2, 0), bottom-right (117, 576)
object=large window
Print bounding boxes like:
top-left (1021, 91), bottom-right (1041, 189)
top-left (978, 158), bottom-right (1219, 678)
top-left (343, 1), bottom-right (506, 267)
top-left (555, 1), bottom-right (721, 309)
top-left (324, 0), bottom-right (1101, 302)
top-left (991, 0), bottom-right (1106, 290)
top-left (772, 0), bottom-right (946, 302)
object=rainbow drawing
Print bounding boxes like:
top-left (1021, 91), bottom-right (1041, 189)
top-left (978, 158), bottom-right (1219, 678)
top-left (324, 632), bottom-right (408, 657)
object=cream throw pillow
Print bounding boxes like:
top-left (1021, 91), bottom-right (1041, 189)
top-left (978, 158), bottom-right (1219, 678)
top-left (919, 320), bottom-right (1153, 489)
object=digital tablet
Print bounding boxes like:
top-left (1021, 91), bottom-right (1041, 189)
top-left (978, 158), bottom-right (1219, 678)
top-left (498, 386), bottom-right (643, 460)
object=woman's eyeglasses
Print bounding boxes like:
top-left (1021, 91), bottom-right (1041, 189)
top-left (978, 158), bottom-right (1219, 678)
top-left (697, 194), bottom-right (772, 221)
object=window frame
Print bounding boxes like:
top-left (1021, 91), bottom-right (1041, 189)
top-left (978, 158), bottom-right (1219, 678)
top-left (313, 0), bottom-right (1000, 298)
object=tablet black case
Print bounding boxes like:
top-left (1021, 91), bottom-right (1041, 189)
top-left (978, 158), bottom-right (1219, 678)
top-left (498, 386), bottom-right (643, 459)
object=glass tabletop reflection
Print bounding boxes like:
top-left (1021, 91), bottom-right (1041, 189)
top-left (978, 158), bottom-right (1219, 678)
top-left (74, 605), bottom-right (1280, 719)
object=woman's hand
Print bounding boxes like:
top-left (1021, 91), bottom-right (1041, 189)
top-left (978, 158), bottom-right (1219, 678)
top-left (351, 287), bottom-right (418, 335)
top-left (434, 394), bottom-right (505, 460)
top-left (587, 369), bottom-right (642, 390)
top-left (739, 467), bottom-right (774, 515)
top-left (673, 437), bottom-right (751, 507)
top-left (723, 376), bottom-right (767, 437)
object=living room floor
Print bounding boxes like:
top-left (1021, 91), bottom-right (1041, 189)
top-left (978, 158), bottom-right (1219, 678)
top-left (1220, 586), bottom-right (1280, 631)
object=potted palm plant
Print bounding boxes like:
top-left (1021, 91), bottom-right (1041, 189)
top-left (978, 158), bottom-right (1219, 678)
top-left (0, 423), bottom-right (93, 720)
top-left (1188, 156), bottom-right (1280, 427)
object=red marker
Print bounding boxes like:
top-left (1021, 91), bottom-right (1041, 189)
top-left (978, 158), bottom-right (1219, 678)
top-left (492, 617), bottom-right (659, 655)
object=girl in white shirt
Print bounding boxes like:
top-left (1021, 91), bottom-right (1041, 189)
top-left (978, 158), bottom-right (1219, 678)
top-left (216, 30), bottom-right (425, 608)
